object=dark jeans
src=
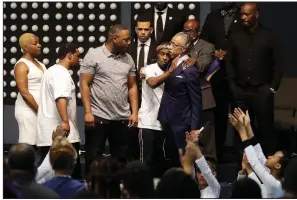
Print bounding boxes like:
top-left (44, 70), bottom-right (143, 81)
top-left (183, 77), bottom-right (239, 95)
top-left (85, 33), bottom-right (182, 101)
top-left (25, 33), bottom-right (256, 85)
top-left (84, 116), bottom-right (136, 176)
top-left (39, 142), bottom-right (82, 180)
top-left (230, 83), bottom-right (277, 155)
top-left (139, 128), bottom-right (166, 177)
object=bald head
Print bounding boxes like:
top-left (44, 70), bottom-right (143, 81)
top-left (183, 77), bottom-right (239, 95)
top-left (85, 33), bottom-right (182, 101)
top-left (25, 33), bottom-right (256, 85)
top-left (241, 3), bottom-right (259, 28)
top-left (183, 19), bottom-right (200, 41)
top-left (184, 19), bottom-right (200, 31)
top-left (242, 2), bottom-right (258, 12)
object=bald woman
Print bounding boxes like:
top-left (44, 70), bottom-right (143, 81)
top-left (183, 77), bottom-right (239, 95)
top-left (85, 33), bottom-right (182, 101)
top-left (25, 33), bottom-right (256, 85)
top-left (14, 33), bottom-right (46, 146)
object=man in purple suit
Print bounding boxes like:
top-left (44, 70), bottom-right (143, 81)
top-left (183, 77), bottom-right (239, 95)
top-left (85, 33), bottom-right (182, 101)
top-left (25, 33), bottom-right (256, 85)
top-left (158, 32), bottom-right (202, 168)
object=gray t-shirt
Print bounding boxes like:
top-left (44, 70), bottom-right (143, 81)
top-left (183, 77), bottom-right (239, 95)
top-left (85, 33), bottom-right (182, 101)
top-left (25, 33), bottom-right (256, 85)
top-left (79, 44), bottom-right (136, 120)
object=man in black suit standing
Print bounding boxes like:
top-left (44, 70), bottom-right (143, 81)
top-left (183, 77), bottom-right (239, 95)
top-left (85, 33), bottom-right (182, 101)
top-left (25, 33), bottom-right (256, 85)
top-left (200, 2), bottom-right (243, 162)
top-left (226, 3), bottom-right (283, 155)
top-left (136, 3), bottom-right (186, 44)
top-left (129, 15), bottom-right (157, 105)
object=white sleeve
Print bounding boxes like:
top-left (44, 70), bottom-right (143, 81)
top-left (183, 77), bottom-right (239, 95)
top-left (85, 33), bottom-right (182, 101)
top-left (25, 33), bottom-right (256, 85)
top-left (253, 143), bottom-right (268, 167)
top-left (195, 156), bottom-right (221, 198)
top-left (145, 66), bottom-right (156, 81)
top-left (51, 72), bottom-right (73, 100)
top-left (237, 172), bottom-right (246, 181)
top-left (35, 151), bottom-right (54, 183)
top-left (244, 145), bottom-right (280, 193)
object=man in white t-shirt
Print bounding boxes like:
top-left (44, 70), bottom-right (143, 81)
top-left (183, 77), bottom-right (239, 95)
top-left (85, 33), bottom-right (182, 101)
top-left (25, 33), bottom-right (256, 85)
top-left (37, 43), bottom-right (81, 179)
top-left (138, 43), bottom-right (172, 177)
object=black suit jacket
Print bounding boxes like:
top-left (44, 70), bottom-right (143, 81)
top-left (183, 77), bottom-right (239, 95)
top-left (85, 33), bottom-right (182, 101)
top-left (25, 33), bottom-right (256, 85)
top-left (200, 8), bottom-right (243, 50)
top-left (134, 8), bottom-right (186, 44)
top-left (129, 39), bottom-right (157, 69)
top-left (200, 8), bottom-right (243, 84)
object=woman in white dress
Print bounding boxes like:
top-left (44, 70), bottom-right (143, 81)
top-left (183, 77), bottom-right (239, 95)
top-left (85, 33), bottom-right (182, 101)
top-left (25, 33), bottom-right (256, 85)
top-left (14, 33), bottom-right (46, 147)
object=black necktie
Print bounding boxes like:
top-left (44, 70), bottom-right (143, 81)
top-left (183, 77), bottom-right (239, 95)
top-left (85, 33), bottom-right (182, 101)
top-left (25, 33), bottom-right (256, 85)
top-left (138, 43), bottom-right (145, 70)
top-left (137, 43), bottom-right (145, 108)
top-left (156, 12), bottom-right (164, 43)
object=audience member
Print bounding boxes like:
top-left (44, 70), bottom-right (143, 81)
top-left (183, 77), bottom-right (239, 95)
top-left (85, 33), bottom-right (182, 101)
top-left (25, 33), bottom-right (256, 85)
top-left (200, 3), bottom-right (243, 162)
top-left (14, 33), bottom-right (46, 149)
top-left (183, 19), bottom-right (217, 157)
top-left (7, 143), bottom-right (59, 198)
top-left (181, 132), bottom-right (221, 198)
top-left (283, 158), bottom-right (297, 198)
top-left (36, 126), bottom-right (68, 183)
top-left (156, 168), bottom-right (201, 198)
top-left (237, 153), bottom-right (266, 197)
top-left (231, 177), bottom-right (262, 198)
top-left (80, 24), bottom-right (138, 174)
top-left (226, 2), bottom-right (283, 155)
top-left (229, 107), bottom-right (288, 198)
top-left (76, 156), bottom-right (121, 198)
top-left (37, 43), bottom-right (82, 179)
top-left (121, 161), bottom-right (155, 198)
top-left (42, 136), bottom-right (85, 198)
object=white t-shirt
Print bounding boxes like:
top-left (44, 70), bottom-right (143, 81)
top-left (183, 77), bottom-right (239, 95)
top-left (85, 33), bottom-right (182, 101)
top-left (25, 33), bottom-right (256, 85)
top-left (138, 63), bottom-right (165, 131)
top-left (37, 64), bottom-right (80, 146)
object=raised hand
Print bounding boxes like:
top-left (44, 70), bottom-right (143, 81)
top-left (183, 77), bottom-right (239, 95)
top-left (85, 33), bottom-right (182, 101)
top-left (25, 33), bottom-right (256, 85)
top-left (229, 113), bottom-right (248, 141)
top-left (233, 108), bottom-right (250, 127)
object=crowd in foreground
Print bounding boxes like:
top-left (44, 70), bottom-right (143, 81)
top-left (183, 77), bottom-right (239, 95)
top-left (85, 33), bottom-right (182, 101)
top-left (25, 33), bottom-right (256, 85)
top-left (4, 108), bottom-right (297, 198)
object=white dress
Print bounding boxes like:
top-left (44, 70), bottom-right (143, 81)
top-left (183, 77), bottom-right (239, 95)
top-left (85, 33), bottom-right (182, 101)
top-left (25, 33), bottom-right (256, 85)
top-left (14, 58), bottom-right (46, 145)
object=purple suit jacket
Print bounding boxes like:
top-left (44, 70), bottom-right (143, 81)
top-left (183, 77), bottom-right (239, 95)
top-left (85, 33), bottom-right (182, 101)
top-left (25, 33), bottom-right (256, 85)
top-left (158, 63), bottom-right (202, 130)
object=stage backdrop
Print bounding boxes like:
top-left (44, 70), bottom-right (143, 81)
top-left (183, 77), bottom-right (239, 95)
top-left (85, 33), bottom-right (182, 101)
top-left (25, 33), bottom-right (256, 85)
top-left (3, 2), bottom-right (121, 106)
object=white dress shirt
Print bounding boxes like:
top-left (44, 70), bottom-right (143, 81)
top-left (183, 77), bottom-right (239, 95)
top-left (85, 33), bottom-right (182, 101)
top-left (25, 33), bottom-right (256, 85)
top-left (136, 38), bottom-right (151, 70)
top-left (244, 145), bottom-right (284, 198)
top-left (154, 6), bottom-right (168, 39)
top-left (195, 156), bottom-right (221, 198)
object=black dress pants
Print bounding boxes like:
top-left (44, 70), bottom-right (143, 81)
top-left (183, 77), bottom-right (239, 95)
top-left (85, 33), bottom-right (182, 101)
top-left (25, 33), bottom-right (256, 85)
top-left (230, 83), bottom-right (277, 156)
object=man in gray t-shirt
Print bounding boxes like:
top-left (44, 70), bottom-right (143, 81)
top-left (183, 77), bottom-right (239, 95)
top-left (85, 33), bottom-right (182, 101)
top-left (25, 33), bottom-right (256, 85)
top-left (79, 24), bottom-right (139, 173)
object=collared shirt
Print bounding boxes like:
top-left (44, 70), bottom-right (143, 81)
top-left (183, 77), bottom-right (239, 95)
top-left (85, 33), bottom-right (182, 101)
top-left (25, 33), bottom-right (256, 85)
top-left (154, 6), bottom-right (168, 39)
top-left (79, 44), bottom-right (136, 120)
top-left (136, 38), bottom-right (151, 70)
top-left (226, 25), bottom-right (283, 90)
